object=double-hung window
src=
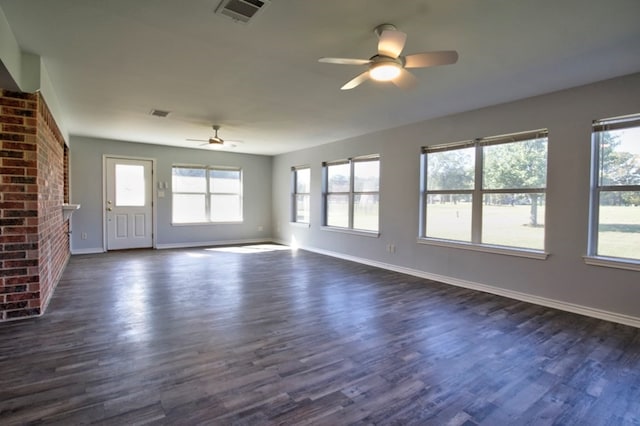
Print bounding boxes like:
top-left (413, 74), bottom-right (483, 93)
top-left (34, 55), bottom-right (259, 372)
top-left (291, 166), bottom-right (311, 223)
top-left (323, 155), bottom-right (380, 233)
top-left (420, 130), bottom-right (548, 253)
top-left (172, 165), bottom-right (242, 224)
top-left (588, 114), bottom-right (640, 264)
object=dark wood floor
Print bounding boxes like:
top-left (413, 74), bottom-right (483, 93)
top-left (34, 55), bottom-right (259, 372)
top-left (0, 245), bottom-right (639, 425)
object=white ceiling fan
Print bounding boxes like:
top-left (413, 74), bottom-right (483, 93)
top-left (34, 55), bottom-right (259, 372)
top-left (319, 23), bottom-right (459, 90)
top-left (186, 125), bottom-right (242, 148)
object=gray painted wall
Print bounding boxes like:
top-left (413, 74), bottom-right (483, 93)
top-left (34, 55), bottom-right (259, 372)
top-left (272, 73), bottom-right (640, 320)
top-left (69, 136), bottom-right (272, 252)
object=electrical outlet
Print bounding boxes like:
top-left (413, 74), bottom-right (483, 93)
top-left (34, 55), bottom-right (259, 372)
top-left (258, 225), bottom-right (263, 232)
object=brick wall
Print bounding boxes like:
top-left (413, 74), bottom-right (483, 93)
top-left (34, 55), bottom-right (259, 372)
top-left (37, 96), bottom-right (69, 312)
top-left (0, 89), bottom-right (70, 321)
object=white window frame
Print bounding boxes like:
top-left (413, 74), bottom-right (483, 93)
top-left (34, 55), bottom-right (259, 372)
top-left (419, 130), bottom-right (549, 259)
top-left (322, 154), bottom-right (380, 236)
top-left (585, 114), bottom-right (640, 271)
top-left (172, 165), bottom-right (243, 224)
top-left (291, 165), bottom-right (311, 225)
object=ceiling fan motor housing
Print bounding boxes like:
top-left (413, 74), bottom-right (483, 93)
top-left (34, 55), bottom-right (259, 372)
top-left (374, 23), bottom-right (397, 38)
top-left (209, 125), bottom-right (224, 144)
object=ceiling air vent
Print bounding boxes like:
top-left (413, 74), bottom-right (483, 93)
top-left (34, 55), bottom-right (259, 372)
top-left (215, 0), bottom-right (270, 24)
top-left (150, 109), bottom-right (171, 118)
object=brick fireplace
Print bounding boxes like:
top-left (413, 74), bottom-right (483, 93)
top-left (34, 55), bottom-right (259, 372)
top-left (0, 89), bottom-right (70, 321)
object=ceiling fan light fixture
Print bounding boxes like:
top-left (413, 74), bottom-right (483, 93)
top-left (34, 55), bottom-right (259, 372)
top-left (369, 62), bottom-right (401, 82)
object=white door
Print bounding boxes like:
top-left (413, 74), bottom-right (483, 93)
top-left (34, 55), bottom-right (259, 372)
top-left (105, 158), bottom-right (153, 250)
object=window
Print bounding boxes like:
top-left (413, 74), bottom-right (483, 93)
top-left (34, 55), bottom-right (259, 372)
top-left (323, 155), bottom-right (380, 233)
top-left (588, 114), bottom-right (640, 262)
top-left (292, 166), bottom-right (311, 223)
top-left (421, 130), bottom-right (548, 252)
top-left (172, 166), bottom-right (242, 224)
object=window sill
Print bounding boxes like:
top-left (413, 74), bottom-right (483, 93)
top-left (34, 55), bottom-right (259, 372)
top-left (583, 256), bottom-right (640, 272)
top-left (290, 222), bottom-right (311, 228)
top-left (172, 221), bottom-right (243, 226)
top-left (416, 238), bottom-right (548, 260)
top-left (321, 226), bottom-right (380, 238)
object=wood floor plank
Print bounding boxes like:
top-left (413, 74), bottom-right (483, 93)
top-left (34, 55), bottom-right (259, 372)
top-left (0, 245), bottom-right (639, 425)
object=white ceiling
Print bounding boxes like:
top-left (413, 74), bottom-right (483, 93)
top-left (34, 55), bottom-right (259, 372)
top-left (1, 0), bottom-right (639, 155)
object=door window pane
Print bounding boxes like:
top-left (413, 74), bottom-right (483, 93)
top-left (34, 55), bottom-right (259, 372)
top-left (115, 164), bottom-right (145, 206)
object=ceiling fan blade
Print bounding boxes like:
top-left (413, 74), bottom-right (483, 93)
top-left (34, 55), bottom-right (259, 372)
top-left (319, 57), bottom-right (371, 65)
top-left (378, 30), bottom-right (407, 58)
top-left (186, 138), bottom-right (208, 142)
top-left (404, 50), bottom-right (459, 68)
top-left (392, 69), bottom-right (419, 90)
top-left (341, 71), bottom-right (370, 90)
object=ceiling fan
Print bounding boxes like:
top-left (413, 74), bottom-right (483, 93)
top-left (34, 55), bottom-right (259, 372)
top-left (319, 23), bottom-right (458, 90)
top-left (186, 125), bottom-right (242, 148)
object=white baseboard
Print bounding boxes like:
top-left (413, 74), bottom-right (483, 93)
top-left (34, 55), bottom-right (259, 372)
top-left (71, 239), bottom-right (273, 253)
top-left (71, 247), bottom-right (105, 255)
top-left (156, 238), bottom-right (272, 250)
top-left (275, 240), bottom-right (640, 329)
